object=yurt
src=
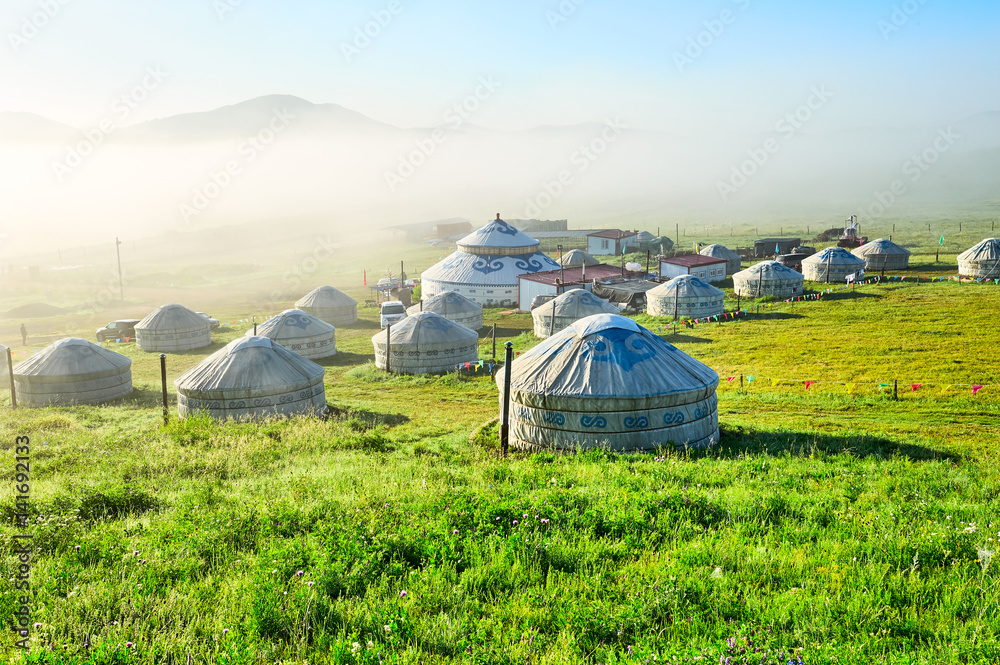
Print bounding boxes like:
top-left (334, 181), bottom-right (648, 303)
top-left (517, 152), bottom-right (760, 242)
top-left (851, 238), bottom-right (911, 271)
top-left (646, 275), bottom-right (725, 319)
top-left (420, 215), bottom-right (561, 307)
top-left (558, 249), bottom-right (600, 268)
top-left (732, 261), bottom-right (804, 299)
top-left (247, 309), bottom-right (336, 359)
top-left (957, 238), bottom-right (1000, 279)
top-left (801, 247), bottom-right (866, 283)
top-left (532, 289), bottom-right (619, 338)
top-left (12, 338), bottom-right (132, 406)
top-left (372, 311), bottom-right (479, 374)
top-left (175, 336), bottom-right (326, 421)
top-left (499, 314), bottom-right (719, 451)
top-left (699, 244), bottom-right (742, 275)
top-left (135, 304), bottom-right (211, 352)
top-left (295, 286), bottom-right (358, 326)
top-left (407, 291), bottom-right (483, 330)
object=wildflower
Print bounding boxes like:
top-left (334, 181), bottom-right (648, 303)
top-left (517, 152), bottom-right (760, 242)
top-left (223, 628), bottom-right (229, 636)
top-left (75, 545), bottom-right (80, 551)
top-left (34, 623), bottom-right (41, 628)
top-left (307, 581), bottom-right (315, 587)
top-left (452, 529), bottom-right (459, 534)
top-left (523, 513), bottom-right (529, 518)
top-left (133, 550), bottom-right (139, 556)
top-left (513, 520), bottom-right (519, 525)
top-left (400, 590), bottom-right (407, 598)
top-left (296, 570), bottom-right (304, 577)
top-left (126, 642), bottom-right (134, 649)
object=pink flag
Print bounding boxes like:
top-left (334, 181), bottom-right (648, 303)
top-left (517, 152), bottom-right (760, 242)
top-left (911, 384), bottom-right (921, 392)
top-left (727, 376), bottom-right (736, 383)
top-left (804, 381), bottom-right (814, 390)
top-left (972, 385), bottom-right (984, 395)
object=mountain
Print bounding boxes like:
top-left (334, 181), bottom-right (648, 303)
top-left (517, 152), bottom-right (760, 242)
top-left (0, 112), bottom-right (79, 142)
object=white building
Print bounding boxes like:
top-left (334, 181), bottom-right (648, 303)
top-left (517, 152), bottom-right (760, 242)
top-left (659, 255), bottom-right (727, 283)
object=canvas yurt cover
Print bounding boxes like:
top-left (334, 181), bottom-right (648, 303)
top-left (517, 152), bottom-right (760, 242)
top-left (175, 336), bottom-right (326, 421)
top-left (420, 216), bottom-right (561, 307)
top-left (407, 291), bottom-right (483, 330)
top-left (135, 304), bottom-right (211, 352)
top-left (372, 311), bottom-right (479, 374)
top-left (957, 238), bottom-right (1000, 278)
top-left (699, 244), bottom-right (742, 275)
top-left (851, 238), bottom-right (911, 271)
top-left (247, 309), bottom-right (336, 359)
top-left (801, 247), bottom-right (866, 283)
top-left (295, 286), bottom-right (358, 326)
top-left (0, 343), bottom-right (8, 389)
top-left (732, 261), bottom-right (804, 299)
top-left (499, 314), bottom-right (719, 451)
top-left (532, 289), bottom-right (619, 338)
top-left (646, 275), bottom-right (725, 319)
top-left (559, 249), bottom-right (600, 267)
top-left (12, 337), bottom-right (132, 406)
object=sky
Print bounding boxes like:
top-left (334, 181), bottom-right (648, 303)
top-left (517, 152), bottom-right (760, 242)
top-left (3, 0), bottom-right (999, 134)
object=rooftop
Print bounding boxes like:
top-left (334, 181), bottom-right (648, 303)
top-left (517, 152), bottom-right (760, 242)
top-left (587, 229), bottom-right (638, 240)
top-left (661, 255), bottom-right (727, 268)
top-left (517, 263), bottom-right (625, 286)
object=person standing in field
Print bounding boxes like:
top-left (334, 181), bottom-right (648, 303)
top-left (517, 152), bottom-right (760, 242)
top-left (20, 323), bottom-right (27, 345)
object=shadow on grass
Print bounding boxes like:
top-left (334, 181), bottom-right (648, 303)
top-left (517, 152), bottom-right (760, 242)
top-left (711, 423), bottom-right (960, 462)
top-left (659, 333), bottom-right (712, 344)
top-left (821, 290), bottom-right (882, 300)
top-left (321, 351), bottom-right (374, 367)
top-left (343, 319), bottom-right (382, 330)
top-left (325, 404), bottom-right (410, 428)
top-left (745, 311), bottom-right (804, 320)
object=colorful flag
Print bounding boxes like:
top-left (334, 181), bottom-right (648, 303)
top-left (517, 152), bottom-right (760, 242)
top-left (363, 269), bottom-right (367, 286)
top-left (939, 235), bottom-right (944, 245)
top-left (972, 385), bottom-right (984, 395)
top-left (804, 381), bottom-right (814, 390)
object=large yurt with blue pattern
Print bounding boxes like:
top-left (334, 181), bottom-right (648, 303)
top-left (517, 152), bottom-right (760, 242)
top-left (420, 215), bottom-right (560, 307)
top-left (407, 291), bottom-right (483, 330)
top-left (532, 288), bottom-right (619, 338)
top-left (246, 309), bottom-right (336, 359)
top-left (372, 311), bottom-right (479, 375)
top-left (498, 314), bottom-right (719, 451)
top-left (801, 247), bottom-right (866, 283)
top-left (174, 336), bottom-right (326, 421)
top-left (646, 275), bottom-right (724, 319)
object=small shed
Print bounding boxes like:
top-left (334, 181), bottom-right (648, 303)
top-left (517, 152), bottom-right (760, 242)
top-left (753, 238), bottom-right (801, 257)
top-left (587, 230), bottom-right (638, 256)
top-left (659, 255), bottom-right (727, 283)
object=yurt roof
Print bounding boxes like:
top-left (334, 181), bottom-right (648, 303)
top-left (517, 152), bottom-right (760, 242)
top-left (295, 286), bottom-right (358, 308)
top-left (802, 247), bottom-right (866, 266)
top-left (734, 261), bottom-right (804, 280)
top-left (533, 289), bottom-right (618, 318)
top-left (136, 304), bottom-right (208, 331)
top-left (559, 249), bottom-right (600, 267)
top-left (635, 231), bottom-right (657, 242)
top-left (957, 238), bottom-right (1000, 262)
top-left (175, 336), bottom-right (324, 392)
top-left (648, 275), bottom-right (724, 299)
top-left (700, 244), bottom-right (742, 261)
top-left (852, 238), bottom-right (911, 257)
top-left (372, 311), bottom-right (478, 345)
top-left (421, 250), bottom-right (561, 285)
top-left (253, 309), bottom-right (335, 339)
top-left (408, 291), bottom-right (482, 317)
top-left (509, 314), bottom-right (717, 401)
top-left (456, 217), bottom-right (540, 251)
top-left (13, 337), bottom-right (130, 376)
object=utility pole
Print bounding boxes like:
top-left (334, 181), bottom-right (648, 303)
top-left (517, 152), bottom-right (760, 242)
top-left (115, 237), bottom-right (124, 301)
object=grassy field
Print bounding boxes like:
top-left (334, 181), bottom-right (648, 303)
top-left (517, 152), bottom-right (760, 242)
top-left (1, 216), bottom-right (1000, 663)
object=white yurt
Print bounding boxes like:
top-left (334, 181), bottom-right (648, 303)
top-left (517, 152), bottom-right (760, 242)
top-left (558, 249), bottom-right (600, 268)
top-left (646, 275), bottom-right (725, 319)
top-left (499, 314), bottom-right (719, 451)
top-left (957, 238), bottom-right (1000, 279)
top-left (175, 336), bottom-right (326, 421)
top-left (407, 291), bottom-right (483, 330)
top-left (851, 238), bottom-right (911, 271)
top-left (532, 289), bottom-right (619, 338)
top-left (801, 247), bottom-right (867, 283)
top-left (0, 343), bottom-right (8, 389)
top-left (699, 244), bottom-right (742, 275)
top-left (135, 304), bottom-right (212, 352)
top-left (246, 309), bottom-right (336, 359)
top-left (372, 311), bottom-right (479, 374)
top-left (420, 215), bottom-right (561, 307)
top-left (12, 338), bottom-right (132, 406)
top-left (295, 286), bottom-right (358, 326)
top-left (732, 261), bottom-right (805, 299)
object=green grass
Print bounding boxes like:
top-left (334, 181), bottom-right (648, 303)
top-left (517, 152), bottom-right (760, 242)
top-left (2, 217), bottom-right (1000, 663)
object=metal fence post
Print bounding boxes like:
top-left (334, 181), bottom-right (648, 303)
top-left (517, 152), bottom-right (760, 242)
top-left (160, 354), bottom-right (168, 425)
top-left (500, 342), bottom-right (513, 457)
